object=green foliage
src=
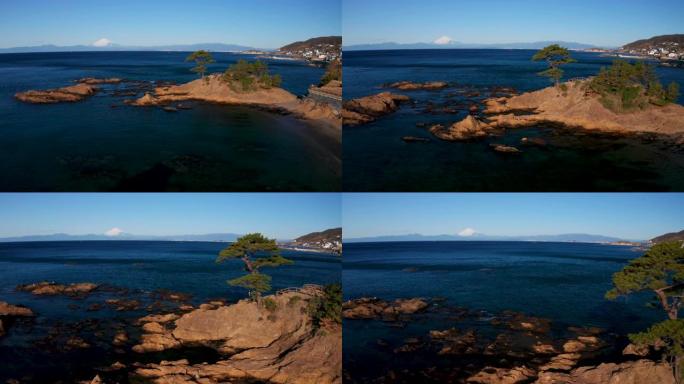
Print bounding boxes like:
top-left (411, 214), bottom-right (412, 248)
top-left (630, 319), bottom-right (684, 381)
top-left (262, 297), bottom-right (278, 312)
top-left (217, 233), bottom-right (280, 262)
top-left (630, 319), bottom-right (684, 356)
top-left (218, 233), bottom-right (293, 300)
top-left (606, 241), bottom-right (684, 319)
top-left (307, 283), bottom-right (342, 327)
top-left (185, 50), bottom-right (215, 79)
top-left (532, 44), bottom-right (576, 86)
top-left (320, 59), bottom-right (341, 85)
top-left (222, 60), bottom-right (282, 91)
top-left (228, 273), bottom-right (272, 301)
top-left (589, 60), bottom-right (679, 111)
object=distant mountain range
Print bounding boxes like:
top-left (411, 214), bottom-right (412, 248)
top-left (0, 232), bottom-right (243, 243)
top-left (344, 233), bottom-right (633, 244)
top-left (0, 43), bottom-right (260, 54)
top-left (344, 40), bottom-right (601, 51)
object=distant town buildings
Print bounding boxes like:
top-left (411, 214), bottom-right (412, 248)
top-left (621, 41), bottom-right (683, 61)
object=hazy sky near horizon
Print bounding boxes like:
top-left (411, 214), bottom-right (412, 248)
top-left (343, 194), bottom-right (684, 240)
top-left (0, 194), bottom-right (340, 239)
top-left (0, 0), bottom-right (341, 49)
top-left (343, 0), bottom-right (684, 47)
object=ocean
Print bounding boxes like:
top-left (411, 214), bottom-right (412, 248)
top-left (0, 240), bottom-right (341, 382)
top-left (343, 49), bottom-right (684, 191)
top-left (0, 51), bottom-right (340, 191)
top-left (343, 241), bottom-right (662, 381)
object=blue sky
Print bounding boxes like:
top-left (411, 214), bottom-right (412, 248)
top-left (343, 0), bottom-right (684, 47)
top-left (0, 0), bottom-right (340, 49)
top-left (343, 194), bottom-right (684, 240)
top-left (0, 193), bottom-right (340, 239)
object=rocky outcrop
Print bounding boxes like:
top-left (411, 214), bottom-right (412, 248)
top-left (534, 359), bottom-right (675, 384)
top-left (132, 290), bottom-right (341, 384)
top-left (129, 74), bottom-right (341, 129)
top-left (76, 77), bottom-right (122, 85)
top-left (342, 297), bottom-right (428, 320)
top-left (429, 115), bottom-right (491, 141)
top-left (15, 83), bottom-right (97, 104)
top-left (491, 144), bottom-right (522, 153)
top-left (387, 81), bottom-right (449, 91)
top-left (467, 366), bottom-right (535, 384)
top-left (0, 301), bottom-right (34, 338)
top-left (17, 281), bottom-right (98, 297)
top-left (342, 92), bottom-right (410, 126)
top-left (483, 79), bottom-right (684, 135)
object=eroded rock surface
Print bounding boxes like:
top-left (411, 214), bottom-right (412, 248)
top-left (342, 92), bottom-right (410, 126)
top-left (15, 83), bottom-right (97, 104)
top-left (483, 79), bottom-right (684, 135)
top-left (132, 290), bottom-right (341, 384)
top-left (429, 115), bottom-right (491, 141)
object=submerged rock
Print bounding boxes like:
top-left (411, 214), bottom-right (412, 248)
top-left (491, 144), bottom-right (522, 154)
top-left (402, 136), bottom-right (431, 143)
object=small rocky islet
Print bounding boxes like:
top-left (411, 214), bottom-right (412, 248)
top-left (342, 297), bottom-right (676, 384)
top-left (1, 281), bottom-right (341, 384)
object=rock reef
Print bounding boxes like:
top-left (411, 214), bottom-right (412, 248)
top-left (342, 92), bottom-right (410, 126)
top-left (386, 81), bottom-right (449, 91)
top-left (15, 83), bottom-right (98, 104)
top-left (17, 281), bottom-right (99, 297)
top-left (342, 297), bottom-right (428, 320)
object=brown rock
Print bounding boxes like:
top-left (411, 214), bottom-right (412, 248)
top-left (77, 77), bottom-right (122, 85)
top-left (15, 84), bottom-right (97, 104)
top-left (17, 281), bottom-right (98, 296)
top-left (430, 115), bottom-right (490, 141)
top-left (387, 81), bottom-right (449, 91)
top-left (138, 313), bottom-right (179, 324)
top-left (566, 359), bottom-right (675, 384)
top-left (0, 301), bottom-right (34, 317)
top-left (112, 331), bottom-right (128, 346)
top-left (467, 366), bottom-right (535, 384)
top-left (343, 92), bottom-right (410, 126)
top-left (142, 322), bottom-right (165, 334)
top-left (623, 343), bottom-right (649, 356)
top-left (491, 144), bottom-right (522, 153)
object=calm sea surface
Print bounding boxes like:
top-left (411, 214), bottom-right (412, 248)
top-left (0, 241), bottom-right (340, 382)
top-left (343, 49), bottom-right (684, 191)
top-left (343, 241), bottom-right (662, 379)
top-left (0, 51), bottom-right (340, 191)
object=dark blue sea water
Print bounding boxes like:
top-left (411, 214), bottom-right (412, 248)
top-left (0, 52), bottom-right (340, 191)
top-left (0, 241), bottom-right (340, 382)
top-left (343, 241), bottom-right (662, 380)
top-left (343, 49), bottom-right (684, 191)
